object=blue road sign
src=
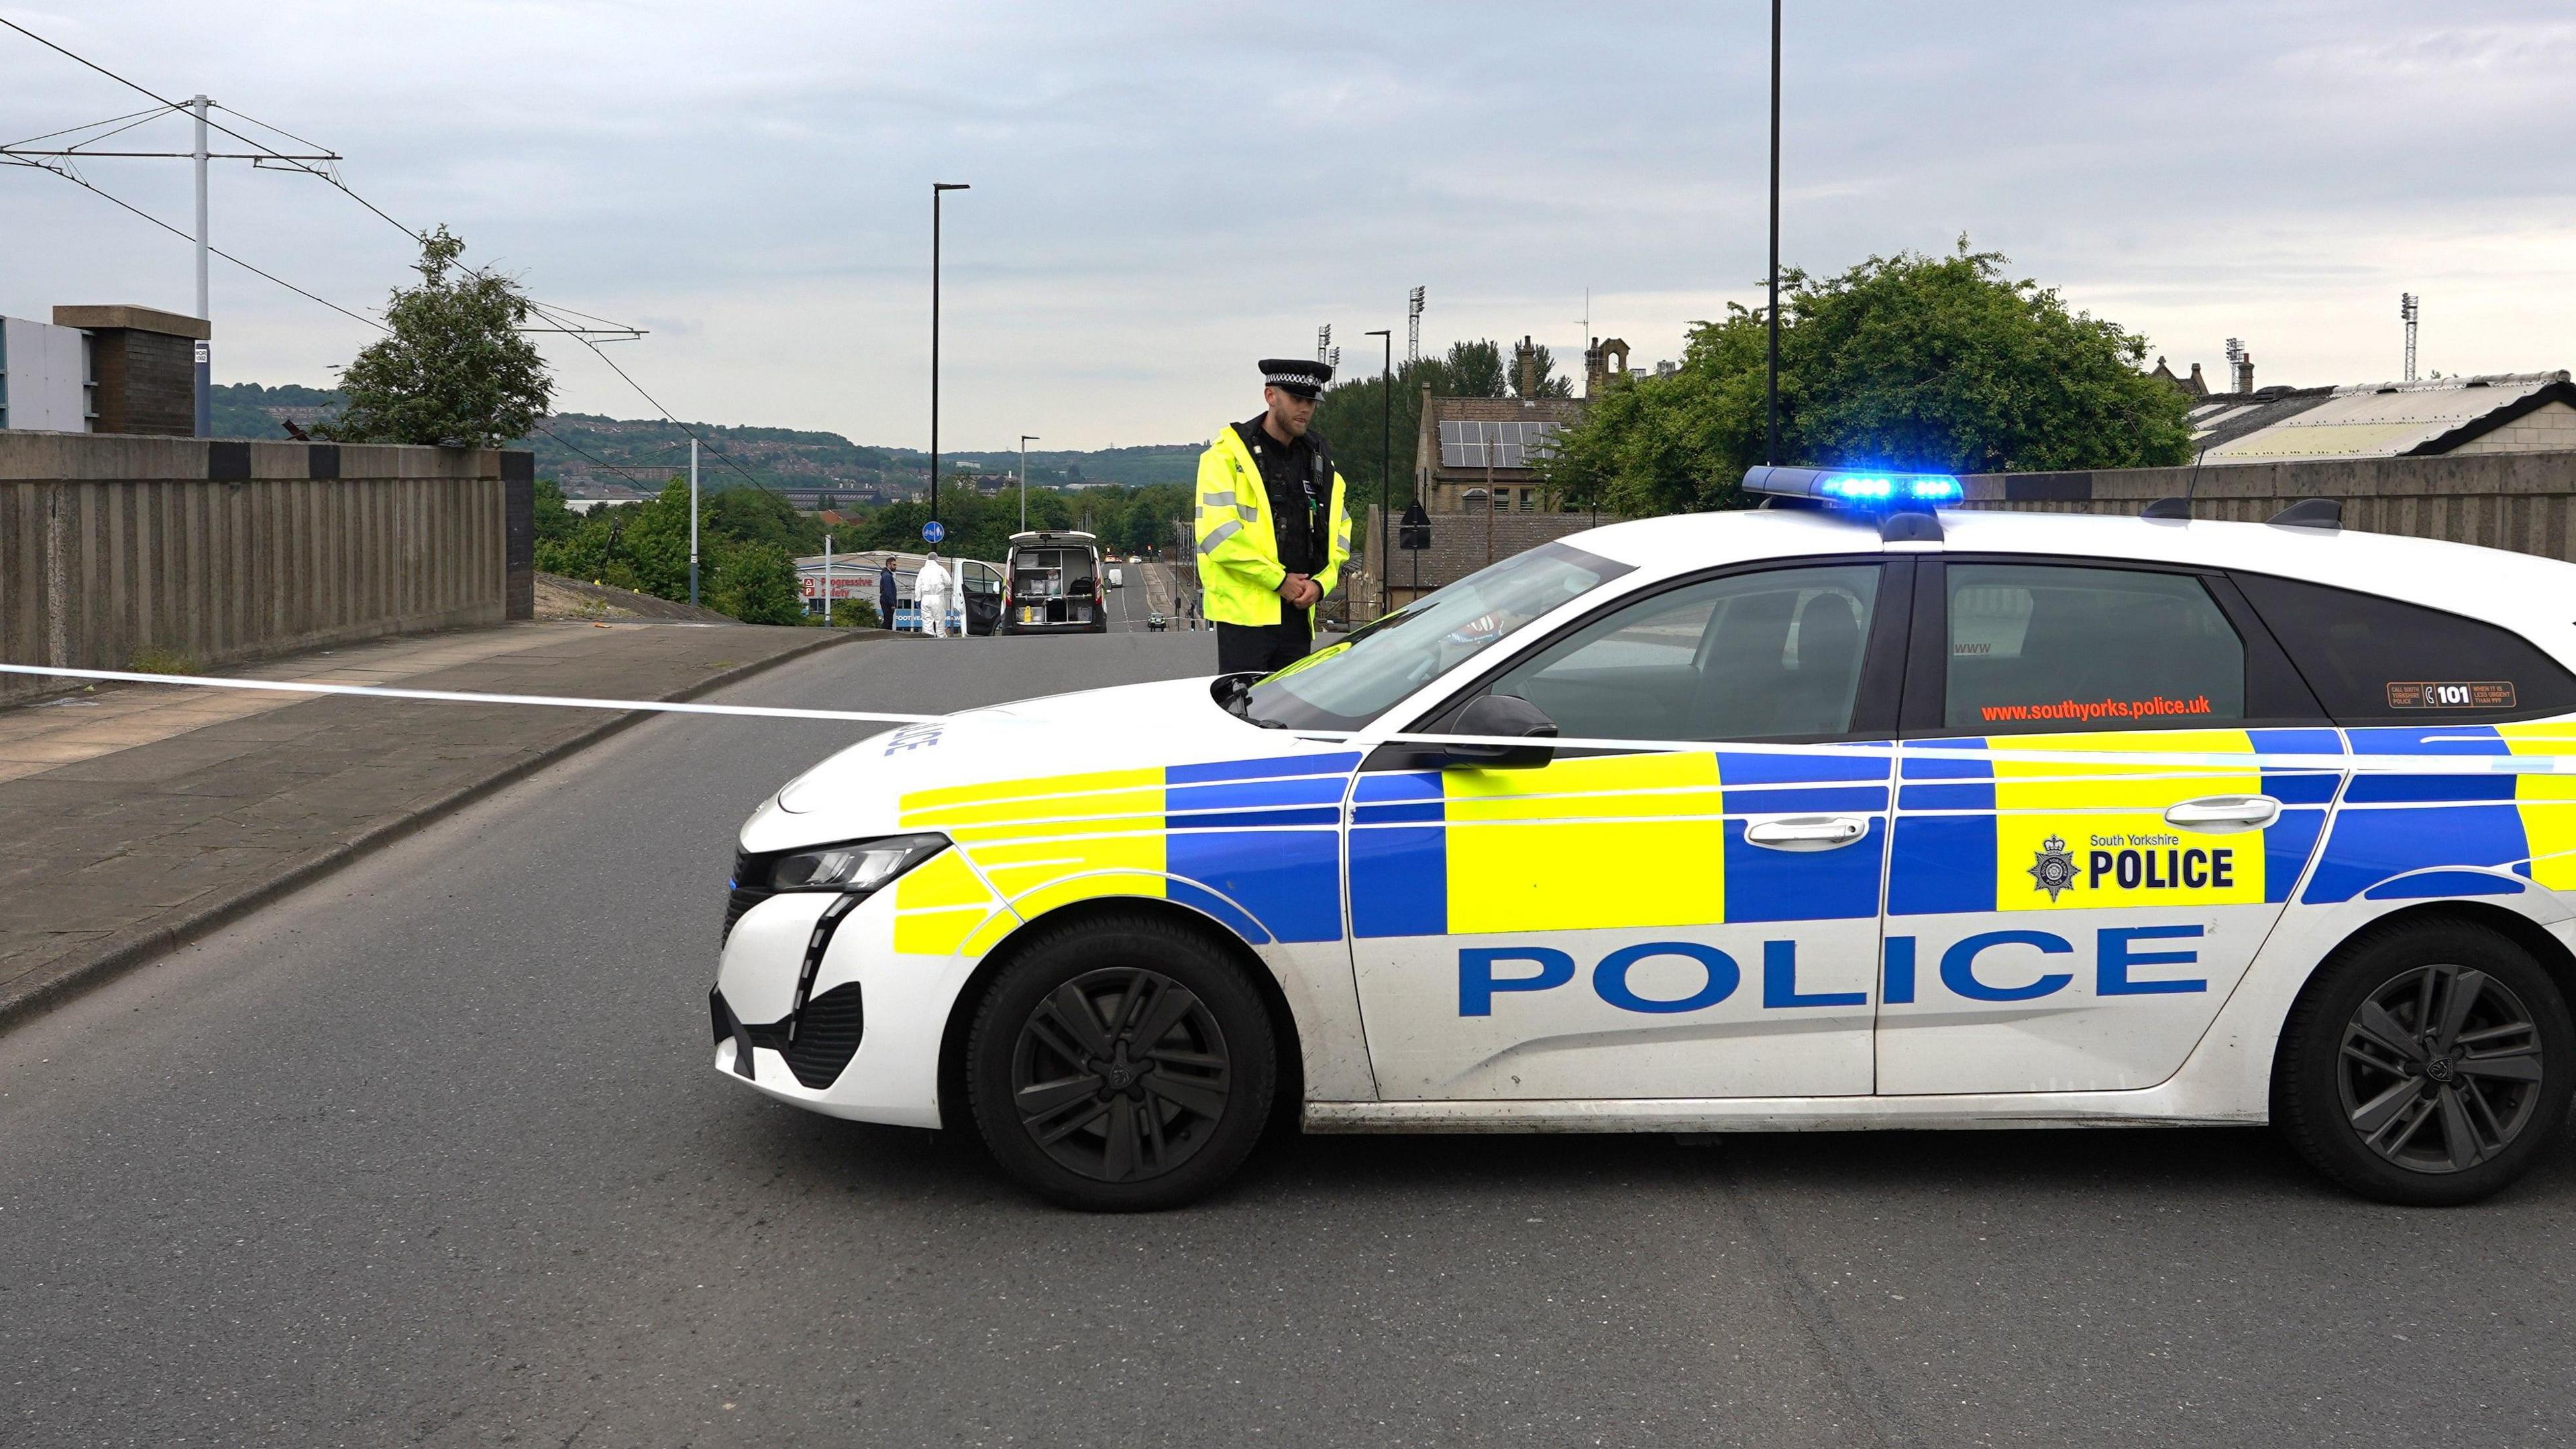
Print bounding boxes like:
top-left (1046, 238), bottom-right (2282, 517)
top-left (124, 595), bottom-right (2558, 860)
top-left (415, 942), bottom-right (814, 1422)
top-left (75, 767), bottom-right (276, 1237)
top-left (922, 521), bottom-right (947, 544)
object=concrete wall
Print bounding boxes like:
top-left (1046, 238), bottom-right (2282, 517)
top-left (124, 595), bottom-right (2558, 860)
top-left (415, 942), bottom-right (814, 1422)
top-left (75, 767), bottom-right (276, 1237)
top-left (1, 433), bottom-right (536, 702)
top-left (1957, 449), bottom-right (2576, 561)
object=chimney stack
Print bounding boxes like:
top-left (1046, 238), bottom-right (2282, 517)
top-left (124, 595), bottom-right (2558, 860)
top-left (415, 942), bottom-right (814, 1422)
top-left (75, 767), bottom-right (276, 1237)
top-left (1582, 336), bottom-right (1607, 398)
top-left (1513, 335), bottom-right (1538, 398)
top-left (2224, 337), bottom-right (2254, 395)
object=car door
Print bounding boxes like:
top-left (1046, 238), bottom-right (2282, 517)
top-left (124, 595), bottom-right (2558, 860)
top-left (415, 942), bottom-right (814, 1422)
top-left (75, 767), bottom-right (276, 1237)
top-left (1880, 558), bottom-right (2341, 1095)
top-left (1349, 559), bottom-right (1907, 1100)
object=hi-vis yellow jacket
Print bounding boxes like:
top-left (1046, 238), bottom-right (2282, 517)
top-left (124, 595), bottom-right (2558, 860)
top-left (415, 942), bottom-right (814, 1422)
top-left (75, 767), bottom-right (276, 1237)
top-left (1194, 424), bottom-right (1351, 627)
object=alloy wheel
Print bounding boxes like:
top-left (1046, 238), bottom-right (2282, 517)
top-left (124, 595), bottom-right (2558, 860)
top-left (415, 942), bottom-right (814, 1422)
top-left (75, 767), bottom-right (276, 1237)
top-left (1010, 966), bottom-right (1233, 1183)
top-left (2339, 963), bottom-right (2546, 1174)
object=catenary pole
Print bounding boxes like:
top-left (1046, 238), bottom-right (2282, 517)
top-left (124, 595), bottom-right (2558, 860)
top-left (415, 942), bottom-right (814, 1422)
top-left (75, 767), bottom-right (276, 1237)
top-left (1364, 328), bottom-right (1392, 619)
top-left (192, 93), bottom-right (210, 437)
top-left (823, 532), bottom-right (833, 625)
top-left (1765, 0), bottom-right (1781, 466)
top-left (688, 438), bottom-right (700, 606)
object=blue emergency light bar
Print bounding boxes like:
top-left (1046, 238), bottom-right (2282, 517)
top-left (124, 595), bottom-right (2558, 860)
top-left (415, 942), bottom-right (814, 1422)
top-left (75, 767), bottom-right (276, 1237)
top-left (1741, 465), bottom-right (1963, 508)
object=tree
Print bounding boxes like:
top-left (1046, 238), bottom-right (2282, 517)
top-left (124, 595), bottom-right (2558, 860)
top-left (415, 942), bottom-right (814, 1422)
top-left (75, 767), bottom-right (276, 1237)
top-left (319, 226), bottom-right (553, 447)
top-left (708, 539), bottom-right (805, 625)
top-left (1536, 239), bottom-right (2193, 519)
top-left (1440, 339), bottom-right (1507, 399)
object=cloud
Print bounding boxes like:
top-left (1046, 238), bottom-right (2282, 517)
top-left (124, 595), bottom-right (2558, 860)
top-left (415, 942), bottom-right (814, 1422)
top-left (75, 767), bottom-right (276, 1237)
top-left (3, 0), bottom-right (2569, 449)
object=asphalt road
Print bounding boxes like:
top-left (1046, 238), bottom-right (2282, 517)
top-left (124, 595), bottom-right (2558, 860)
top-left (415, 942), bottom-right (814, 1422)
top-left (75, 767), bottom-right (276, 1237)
top-left (6, 632), bottom-right (2575, 1448)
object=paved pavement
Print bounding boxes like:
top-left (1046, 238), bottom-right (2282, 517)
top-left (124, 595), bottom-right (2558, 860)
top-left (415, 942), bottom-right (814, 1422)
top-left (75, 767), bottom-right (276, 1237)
top-left (5, 631), bottom-right (2575, 1448)
top-left (0, 621), bottom-right (875, 1027)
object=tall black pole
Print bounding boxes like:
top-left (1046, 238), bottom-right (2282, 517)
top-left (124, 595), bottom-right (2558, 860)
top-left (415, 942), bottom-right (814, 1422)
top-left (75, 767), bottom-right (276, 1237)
top-left (931, 182), bottom-right (969, 526)
top-left (1366, 328), bottom-right (1393, 619)
top-left (1766, 0), bottom-right (1782, 466)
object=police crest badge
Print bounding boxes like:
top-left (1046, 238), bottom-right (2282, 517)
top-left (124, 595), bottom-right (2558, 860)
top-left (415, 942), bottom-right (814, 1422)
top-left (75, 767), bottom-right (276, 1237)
top-left (2028, 834), bottom-right (2078, 900)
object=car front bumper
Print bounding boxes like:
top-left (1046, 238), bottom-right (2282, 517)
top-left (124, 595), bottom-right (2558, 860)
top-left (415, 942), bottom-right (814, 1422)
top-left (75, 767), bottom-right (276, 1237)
top-left (708, 885), bottom-right (1002, 1129)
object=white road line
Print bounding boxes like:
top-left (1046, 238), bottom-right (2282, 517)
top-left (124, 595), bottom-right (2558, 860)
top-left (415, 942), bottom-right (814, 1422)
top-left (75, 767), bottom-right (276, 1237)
top-left (0, 663), bottom-right (938, 724)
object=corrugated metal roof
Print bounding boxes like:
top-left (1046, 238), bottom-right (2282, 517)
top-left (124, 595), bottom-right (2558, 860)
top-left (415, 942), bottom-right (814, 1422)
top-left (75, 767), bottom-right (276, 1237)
top-left (2200, 372), bottom-right (2571, 462)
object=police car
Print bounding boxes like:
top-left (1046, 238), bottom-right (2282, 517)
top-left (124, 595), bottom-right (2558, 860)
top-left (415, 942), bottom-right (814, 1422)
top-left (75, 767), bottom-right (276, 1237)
top-left (712, 467), bottom-right (2576, 1210)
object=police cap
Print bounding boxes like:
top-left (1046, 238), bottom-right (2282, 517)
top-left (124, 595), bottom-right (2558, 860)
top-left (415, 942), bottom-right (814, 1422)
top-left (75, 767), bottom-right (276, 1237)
top-left (1258, 358), bottom-right (1333, 399)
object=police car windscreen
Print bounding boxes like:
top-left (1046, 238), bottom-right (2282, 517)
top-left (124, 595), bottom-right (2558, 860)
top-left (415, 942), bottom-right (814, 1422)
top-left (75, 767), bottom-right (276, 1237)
top-left (1242, 541), bottom-right (1633, 731)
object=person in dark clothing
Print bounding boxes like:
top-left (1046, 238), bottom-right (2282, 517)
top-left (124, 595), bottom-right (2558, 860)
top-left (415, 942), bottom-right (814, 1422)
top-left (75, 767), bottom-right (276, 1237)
top-left (877, 559), bottom-right (898, 631)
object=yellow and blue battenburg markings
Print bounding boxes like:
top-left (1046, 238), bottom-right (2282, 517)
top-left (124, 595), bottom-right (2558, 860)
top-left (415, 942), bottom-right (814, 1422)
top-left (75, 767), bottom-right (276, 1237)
top-left (2300, 724), bottom-right (2576, 902)
top-left (1348, 747), bottom-right (1891, 936)
top-left (891, 753), bottom-right (1362, 953)
top-left (1889, 729), bottom-right (2343, 914)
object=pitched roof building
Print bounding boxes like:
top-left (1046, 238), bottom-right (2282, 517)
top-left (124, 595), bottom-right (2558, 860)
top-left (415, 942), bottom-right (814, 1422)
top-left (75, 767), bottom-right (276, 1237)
top-left (2189, 372), bottom-right (2576, 463)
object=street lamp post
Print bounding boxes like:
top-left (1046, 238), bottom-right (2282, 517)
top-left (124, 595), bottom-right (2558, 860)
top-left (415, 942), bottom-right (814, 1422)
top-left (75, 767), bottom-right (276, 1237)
top-left (1363, 328), bottom-right (1393, 619)
top-left (1019, 433), bottom-right (1039, 533)
top-left (930, 182), bottom-right (969, 527)
top-left (1765, 0), bottom-right (1782, 466)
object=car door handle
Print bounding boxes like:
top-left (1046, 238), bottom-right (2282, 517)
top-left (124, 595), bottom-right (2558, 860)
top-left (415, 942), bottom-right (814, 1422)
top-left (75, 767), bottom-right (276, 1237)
top-left (2163, 795), bottom-right (2281, 832)
top-left (1743, 815), bottom-right (1870, 851)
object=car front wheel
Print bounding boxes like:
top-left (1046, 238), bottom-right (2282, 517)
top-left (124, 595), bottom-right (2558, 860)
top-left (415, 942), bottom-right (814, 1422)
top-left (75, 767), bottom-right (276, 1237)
top-left (2275, 918), bottom-right (2574, 1205)
top-left (966, 912), bottom-right (1275, 1210)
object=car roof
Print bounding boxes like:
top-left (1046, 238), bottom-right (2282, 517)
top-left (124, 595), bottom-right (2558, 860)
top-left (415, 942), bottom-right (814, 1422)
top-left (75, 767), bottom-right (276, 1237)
top-left (1570, 506), bottom-right (2576, 645)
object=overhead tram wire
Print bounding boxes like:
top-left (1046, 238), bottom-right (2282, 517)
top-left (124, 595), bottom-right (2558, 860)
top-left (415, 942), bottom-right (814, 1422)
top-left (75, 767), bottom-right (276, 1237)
top-left (520, 298), bottom-right (798, 504)
top-left (3, 158), bottom-right (388, 333)
top-left (6, 16), bottom-right (775, 494)
top-left (1, 18), bottom-right (648, 344)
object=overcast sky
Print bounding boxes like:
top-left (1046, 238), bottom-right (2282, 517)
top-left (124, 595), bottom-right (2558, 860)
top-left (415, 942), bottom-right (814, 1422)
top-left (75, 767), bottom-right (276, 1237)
top-left (5, 1), bottom-right (2571, 452)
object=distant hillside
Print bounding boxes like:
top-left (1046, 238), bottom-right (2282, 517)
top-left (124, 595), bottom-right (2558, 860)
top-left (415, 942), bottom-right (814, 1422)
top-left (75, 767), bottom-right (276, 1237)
top-left (209, 382), bottom-right (1195, 496)
top-left (211, 382), bottom-right (343, 439)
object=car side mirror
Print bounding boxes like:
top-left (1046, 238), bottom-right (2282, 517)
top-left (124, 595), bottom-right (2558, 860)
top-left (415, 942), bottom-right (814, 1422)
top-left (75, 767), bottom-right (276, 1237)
top-left (1446, 694), bottom-right (1558, 769)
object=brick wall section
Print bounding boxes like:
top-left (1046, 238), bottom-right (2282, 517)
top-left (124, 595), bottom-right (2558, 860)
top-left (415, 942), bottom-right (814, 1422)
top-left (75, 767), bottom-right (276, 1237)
top-left (0, 433), bottom-right (509, 702)
top-left (1354, 504), bottom-right (1600, 612)
top-left (85, 330), bottom-right (197, 437)
top-left (502, 450), bottom-right (535, 621)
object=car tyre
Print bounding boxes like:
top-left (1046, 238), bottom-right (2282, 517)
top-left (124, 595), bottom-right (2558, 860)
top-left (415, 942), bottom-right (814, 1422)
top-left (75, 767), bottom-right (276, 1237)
top-left (2274, 917), bottom-right (2573, 1206)
top-left (966, 912), bottom-right (1275, 1211)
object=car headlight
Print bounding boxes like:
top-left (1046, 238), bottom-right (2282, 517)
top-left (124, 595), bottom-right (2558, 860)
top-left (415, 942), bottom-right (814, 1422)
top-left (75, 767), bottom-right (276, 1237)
top-left (765, 833), bottom-right (948, 893)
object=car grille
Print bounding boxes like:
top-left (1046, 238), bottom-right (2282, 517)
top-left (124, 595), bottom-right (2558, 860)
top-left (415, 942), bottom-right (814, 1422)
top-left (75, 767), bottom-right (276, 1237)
top-left (723, 849), bottom-right (776, 945)
top-left (781, 983), bottom-right (867, 1088)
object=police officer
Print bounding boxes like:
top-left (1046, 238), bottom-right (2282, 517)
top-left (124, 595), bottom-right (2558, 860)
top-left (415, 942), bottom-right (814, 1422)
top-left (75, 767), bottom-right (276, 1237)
top-left (1195, 358), bottom-right (1353, 675)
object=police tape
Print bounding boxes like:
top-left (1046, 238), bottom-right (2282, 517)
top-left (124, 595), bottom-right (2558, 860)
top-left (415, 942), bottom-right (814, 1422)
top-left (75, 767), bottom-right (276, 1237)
top-left (12, 660), bottom-right (2576, 777)
top-left (0, 663), bottom-right (941, 725)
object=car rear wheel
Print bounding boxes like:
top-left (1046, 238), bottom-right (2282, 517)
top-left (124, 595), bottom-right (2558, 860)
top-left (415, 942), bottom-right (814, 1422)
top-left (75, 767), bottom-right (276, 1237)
top-left (966, 912), bottom-right (1275, 1211)
top-left (2275, 918), bottom-right (2573, 1205)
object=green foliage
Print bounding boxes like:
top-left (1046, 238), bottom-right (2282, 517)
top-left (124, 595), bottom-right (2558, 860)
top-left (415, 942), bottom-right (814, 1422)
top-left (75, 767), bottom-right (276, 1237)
top-left (532, 477), bottom-right (580, 548)
top-left (1537, 239), bottom-right (2193, 518)
top-left (1442, 339), bottom-right (1507, 399)
top-left (708, 539), bottom-right (806, 625)
top-left (824, 598), bottom-right (880, 629)
top-left (318, 227), bottom-right (553, 448)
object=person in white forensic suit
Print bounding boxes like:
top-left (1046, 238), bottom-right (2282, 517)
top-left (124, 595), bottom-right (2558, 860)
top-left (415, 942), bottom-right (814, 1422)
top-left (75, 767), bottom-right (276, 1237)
top-left (914, 549), bottom-right (953, 638)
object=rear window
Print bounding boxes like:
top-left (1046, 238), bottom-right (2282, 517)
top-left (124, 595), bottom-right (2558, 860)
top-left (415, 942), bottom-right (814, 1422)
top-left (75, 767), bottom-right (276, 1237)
top-left (2234, 573), bottom-right (2576, 723)
top-left (1945, 564), bottom-right (2245, 733)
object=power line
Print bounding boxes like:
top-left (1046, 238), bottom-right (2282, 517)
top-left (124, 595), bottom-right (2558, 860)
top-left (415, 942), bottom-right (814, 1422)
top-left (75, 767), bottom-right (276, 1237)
top-left (5, 156), bottom-right (389, 332)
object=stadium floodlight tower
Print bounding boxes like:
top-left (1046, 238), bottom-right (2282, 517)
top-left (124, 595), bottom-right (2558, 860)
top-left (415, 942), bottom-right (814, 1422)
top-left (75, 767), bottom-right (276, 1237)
top-left (2402, 293), bottom-right (2420, 383)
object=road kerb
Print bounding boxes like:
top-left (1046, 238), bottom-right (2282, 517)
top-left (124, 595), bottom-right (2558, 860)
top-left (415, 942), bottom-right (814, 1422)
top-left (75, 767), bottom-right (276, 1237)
top-left (0, 629), bottom-right (884, 1034)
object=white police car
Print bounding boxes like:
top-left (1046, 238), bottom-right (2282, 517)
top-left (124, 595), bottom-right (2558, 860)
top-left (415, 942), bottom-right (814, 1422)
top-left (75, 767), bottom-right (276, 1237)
top-left (713, 467), bottom-right (2576, 1210)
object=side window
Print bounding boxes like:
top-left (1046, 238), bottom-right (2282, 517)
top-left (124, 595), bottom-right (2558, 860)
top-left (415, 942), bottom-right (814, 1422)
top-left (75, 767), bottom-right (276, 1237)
top-left (1945, 564), bottom-right (2245, 733)
top-left (2234, 573), bottom-right (2576, 723)
top-left (1481, 564), bottom-right (1882, 741)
